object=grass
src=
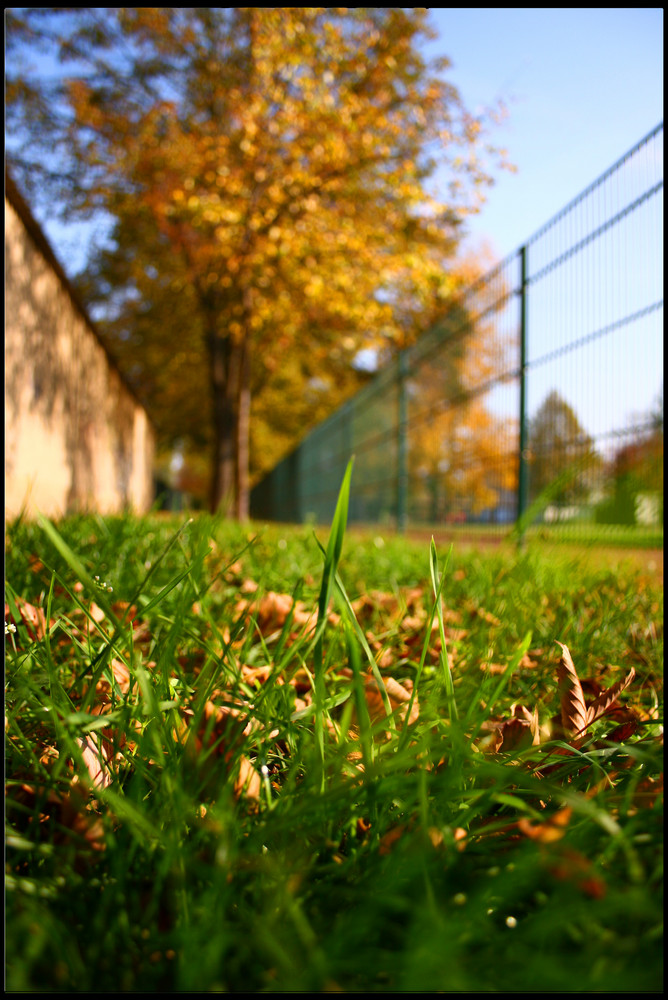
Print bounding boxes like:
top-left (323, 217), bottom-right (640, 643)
top-left (4, 480), bottom-right (663, 992)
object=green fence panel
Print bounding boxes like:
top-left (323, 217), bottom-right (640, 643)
top-left (251, 123), bottom-right (663, 543)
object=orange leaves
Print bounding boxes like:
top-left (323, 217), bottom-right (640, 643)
top-left (5, 596), bottom-right (50, 643)
top-left (517, 806), bottom-right (572, 843)
top-left (544, 847), bottom-right (607, 900)
top-left (361, 674), bottom-right (419, 732)
top-left (7, 7), bottom-right (521, 511)
top-left (7, 782), bottom-right (107, 867)
top-left (179, 697), bottom-right (264, 803)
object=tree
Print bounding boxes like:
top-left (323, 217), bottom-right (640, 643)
top-left (597, 388), bottom-right (663, 525)
top-left (6, 8), bottom-right (513, 517)
top-left (406, 248), bottom-right (519, 520)
top-left (528, 391), bottom-right (601, 506)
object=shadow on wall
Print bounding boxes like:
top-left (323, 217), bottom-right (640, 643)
top-left (5, 174), bottom-right (154, 516)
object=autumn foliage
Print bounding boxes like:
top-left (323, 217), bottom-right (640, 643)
top-left (6, 8), bottom-right (513, 516)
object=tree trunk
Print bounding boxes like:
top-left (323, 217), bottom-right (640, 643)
top-left (207, 321), bottom-right (252, 519)
top-left (208, 328), bottom-right (237, 515)
top-left (235, 335), bottom-right (251, 520)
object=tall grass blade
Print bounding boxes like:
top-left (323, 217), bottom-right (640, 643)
top-left (429, 539), bottom-right (458, 721)
top-left (313, 458), bottom-right (355, 786)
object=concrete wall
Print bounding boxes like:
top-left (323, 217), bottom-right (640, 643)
top-left (5, 175), bottom-right (155, 519)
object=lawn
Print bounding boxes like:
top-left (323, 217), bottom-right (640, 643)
top-left (5, 477), bottom-right (663, 992)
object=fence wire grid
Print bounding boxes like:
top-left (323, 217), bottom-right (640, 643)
top-left (251, 124), bottom-right (663, 541)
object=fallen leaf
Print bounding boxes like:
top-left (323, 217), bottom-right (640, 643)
top-left (585, 668), bottom-right (636, 725)
top-left (234, 755), bottom-right (261, 800)
top-left (7, 597), bottom-right (50, 642)
top-left (555, 641), bottom-right (589, 736)
top-left (544, 846), bottom-right (606, 899)
top-left (7, 783), bottom-right (106, 866)
top-left (378, 824), bottom-right (406, 855)
top-left (364, 674), bottom-right (419, 730)
top-left (95, 657), bottom-right (132, 698)
top-left (76, 732), bottom-right (114, 789)
top-left (480, 662), bottom-right (507, 674)
top-left (518, 806), bottom-right (572, 843)
top-left (484, 704), bottom-right (539, 753)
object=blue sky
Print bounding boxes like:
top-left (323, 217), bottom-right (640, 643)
top-left (418, 8), bottom-right (663, 447)
top-left (423, 7), bottom-right (663, 258)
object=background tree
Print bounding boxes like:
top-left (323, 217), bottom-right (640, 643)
top-left (595, 387), bottom-right (663, 526)
top-left (406, 249), bottom-right (518, 520)
top-left (528, 390), bottom-right (601, 506)
top-left (6, 7), bottom-right (513, 516)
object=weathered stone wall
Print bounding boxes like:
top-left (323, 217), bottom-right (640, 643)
top-left (5, 176), bottom-right (155, 519)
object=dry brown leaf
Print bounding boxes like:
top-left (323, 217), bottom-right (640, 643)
top-left (234, 755), bottom-right (261, 800)
top-left (8, 783), bottom-right (106, 865)
top-left (483, 704), bottom-right (539, 753)
top-left (480, 662), bottom-right (507, 674)
top-left (378, 824), bottom-right (406, 855)
top-left (453, 827), bottom-right (468, 851)
top-left (95, 657), bottom-right (132, 698)
top-left (496, 712), bottom-right (540, 753)
top-left (630, 773), bottom-right (663, 810)
top-left (544, 846), bottom-right (607, 899)
top-left (89, 601), bottom-right (106, 624)
top-left (238, 590), bottom-right (318, 638)
top-left (556, 641), bottom-right (589, 736)
top-left (351, 590), bottom-right (400, 621)
top-left (241, 664), bottom-right (274, 686)
top-left (400, 613), bottom-right (426, 633)
top-left (7, 597), bottom-right (50, 642)
top-left (585, 667), bottom-right (636, 725)
top-left (76, 732), bottom-right (114, 789)
top-left (364, 674), bottom-right (419, 730)
top-left (517, 806), bottom-right (572, 843)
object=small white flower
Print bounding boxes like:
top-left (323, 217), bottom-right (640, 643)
top-left (5, 621), bottom-right (17, 635)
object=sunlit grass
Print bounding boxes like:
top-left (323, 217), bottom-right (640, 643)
top-left (4, 494), bottom-right (663, 992)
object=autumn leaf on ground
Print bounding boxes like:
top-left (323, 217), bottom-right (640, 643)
top-left (543, 845), bottom-right (607, 899)
top-left (234, 755), bottom-right (261, 801)
top-left (556, 641), bottom-right (590, 736)
top-left (555, 641), bottom-right (635, 737)
top-left (585, 667), bottom-right (637, 725)
top-left (7, 782), bottom-right (106, 866)
top-left (5, 596), bottom-right (51, 643)
top-left (517, 805), bottom-right (572, 843)
top-left (180, 699), bottom-right (266, 803)
top-left (484, 703), bottom-right (540, 753)
top-left (363, 675), bottom-right (419, 731)
top-left (76, 732), bottom-right (114, 790)
top-left (237, 590), bottom-right (319, 639)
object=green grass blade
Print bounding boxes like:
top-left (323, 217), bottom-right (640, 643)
top-left (429, 538), bottom-right (458, 721)
top-left (313, 457), bottom-right (355, 786)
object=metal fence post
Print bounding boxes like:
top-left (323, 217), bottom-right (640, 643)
top-left (517, 245), bottom-right (529, 543)
top-left (397, 351), bottom-right (408, 533)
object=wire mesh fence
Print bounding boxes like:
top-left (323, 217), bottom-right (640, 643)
top-left (251, 124), bottom-right (663, 543)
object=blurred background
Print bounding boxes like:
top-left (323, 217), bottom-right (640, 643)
top-left (5, 8), bottom-right (663, 541)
